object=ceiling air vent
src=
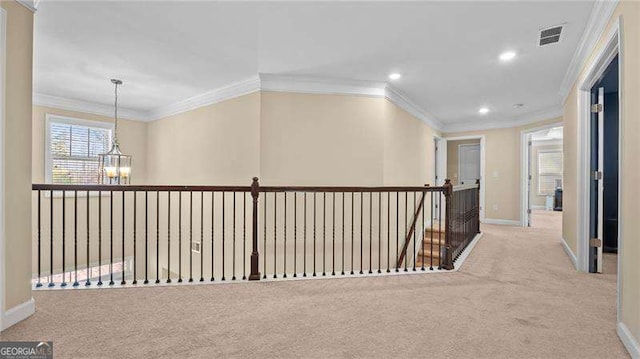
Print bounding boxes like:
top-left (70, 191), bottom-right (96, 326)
top-left (539, 25), bottom-right (563, 46)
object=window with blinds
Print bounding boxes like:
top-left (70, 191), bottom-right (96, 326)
top-left (538, 150), bottom-right (563, 196)
top-left (47, 116), bottom-right (112, 185)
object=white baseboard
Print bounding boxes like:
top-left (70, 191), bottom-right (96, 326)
top-left (561, 237), bottom-right (578, 269)
top-left (452, 232), bottom-right (483, 271)
top-left (618, 322), bottom-right (640, 358)
top-left (1, 297), bottom-right (35, 331)
top-left (482, 218), bottom-right (520, 226)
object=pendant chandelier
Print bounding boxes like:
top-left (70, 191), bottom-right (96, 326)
top-left (99, 79), bottom-right (132, 184)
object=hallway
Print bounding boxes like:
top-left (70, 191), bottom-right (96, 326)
top-left (1, 221), bottom-right (627, 358)
top-left (530, 209), bottom-right (563, 230)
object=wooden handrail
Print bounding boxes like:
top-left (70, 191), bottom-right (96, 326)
top-left (396, 189), bottom-right (428, 268)
top-left (32, 184), bottom-right (251, 192)
top-left (260, 186), bottom-right (447, 193)
top-left (32, 184), bottom-right (448, 193)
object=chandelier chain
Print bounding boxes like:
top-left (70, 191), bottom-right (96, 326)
top-left (113, 80), bottom-right (119, 145)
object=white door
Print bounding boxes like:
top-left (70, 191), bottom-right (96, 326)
top-left (596, 87), bottom-right (605, 273)
top-left (458, 144), bottom-right (481, 185)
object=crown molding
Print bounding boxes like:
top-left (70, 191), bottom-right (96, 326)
top-left (36, 76), bottom-right (261, 122)
top-left (384, 85), bottom-right (442, 130)
top-left (149, 76), bottom-right (260, 120)
top-left (15, 0), bottom-right (38, 12)
top-left (260, 74), bottom-right (443, 130)
top-left (442, 106), bottom-right (563, 134)
top-left (33, 93), bottom-right (150, 121)
top-left (34, 79), bottom-right (563, 135)
top-left (34, 74), bottom-right (444, 129)
top-left (559, 0), bottom-right (619, 103)
top-left (34, 74), bottom-right (561, 134)
top-left (259, 73), bottom-right (386, 97)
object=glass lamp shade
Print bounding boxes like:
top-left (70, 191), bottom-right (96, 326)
top-left (98, 143), bottom-right (132, 184)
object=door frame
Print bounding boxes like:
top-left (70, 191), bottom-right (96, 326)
top-left (576, 17), bottom-right (623, 319)
top-left (433, 135), bottom-right (446, 187)
top-left (519, 121), bottom-right (563, 227)
top-left (0, 7), bottom-right (6, 330)
top-left (432, 135), bottom-right (447, 220)
top-left (457, 143), bottom-right (481, 185)
top-left (442, 135), bottom-right (485, 222)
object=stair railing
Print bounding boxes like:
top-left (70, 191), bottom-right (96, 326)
top-left (396, 186), bottom-right (428, 269)
top-left (441, 179), bottom-right (481, 269)
top-left (32, 177), bottom-right (474, 289)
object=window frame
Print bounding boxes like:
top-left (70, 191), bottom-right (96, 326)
top-left (537, 149), bottom-right (563, 196)
top-left (45, 114), bottom-right (114, 185)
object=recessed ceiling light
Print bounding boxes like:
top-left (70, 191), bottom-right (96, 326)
top-left (478, 107), bottom-right (490, 115)
top-left (388, 73), bottom-right (401, 80)
top-left (499, 51), bottom-right (517, 62)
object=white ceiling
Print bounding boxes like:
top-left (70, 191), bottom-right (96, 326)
top-left (34, 1), bottom-right (596, 128)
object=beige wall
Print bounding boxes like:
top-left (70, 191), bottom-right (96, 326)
top-left (147, 91), bottom-right (436, 188)
top-left (146, 92), bottom-right (261, 185)
top-left (445, 117), bottom-right (562, 222)
top-left (261, 92), bottom-right (435, 187)
top-left (32, 106), bottom-right (148, 184)
top-left (563, 0), bottom-right (640, 344)
top-left (383, 100), bottom-right (435, 186)
top-left (260, 92), bottom-right (385, 186)
top-left (1, 0), bottom-right (33, 311)
top-left (530, 141), bottom-right (562, 208)
top-left (446, 139), bottom-right (480, 186)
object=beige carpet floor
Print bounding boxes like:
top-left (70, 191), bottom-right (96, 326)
top-left (0, 214), bottom-right (628, 358)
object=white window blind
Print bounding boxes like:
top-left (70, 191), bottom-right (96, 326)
top-left (538, 150), bottom-right (563, 196)
top-left (47, 117), bottom-right (112, 185)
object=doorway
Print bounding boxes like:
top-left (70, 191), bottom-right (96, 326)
top-left (442, 136), bottom-right (485, 221)
top-left (588, 55), bottom-right (619, 274)
top-left (447, 139), bottom-right (480, 186)
top-left (521, 125), bottom-right (563, 228)
top-left (574, 21), bottom-right (623, 324)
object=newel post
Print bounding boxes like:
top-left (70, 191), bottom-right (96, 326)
top-left (249, 177), bottom-right (261, 280)
top-left (475, 178), bottom-right (481, 234)
top-left (442, 179), bottom-right (454, 270)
